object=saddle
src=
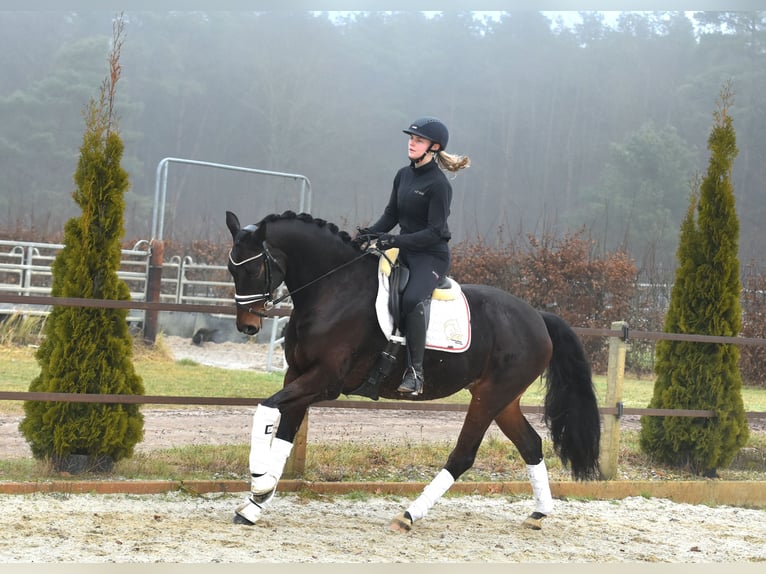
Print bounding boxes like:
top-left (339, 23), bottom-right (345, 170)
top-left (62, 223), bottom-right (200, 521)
top-left (378, 247), bottom-right (454, 334)
top-left (349, 248), bottom-right (471, 400)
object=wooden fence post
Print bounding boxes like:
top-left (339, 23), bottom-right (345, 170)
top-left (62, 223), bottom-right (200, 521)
top-left (143, 239), bottom-right (164, 345)
top-left (599, 320), bottom-right (628, 480)
top-left (282, 413), bottom-right (309, 478)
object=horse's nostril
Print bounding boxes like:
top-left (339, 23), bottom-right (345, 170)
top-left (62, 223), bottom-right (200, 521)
top-left (241, 325), bottom-right (259, 336)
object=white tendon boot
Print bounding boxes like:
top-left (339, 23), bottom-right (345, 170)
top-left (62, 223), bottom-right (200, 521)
top-left (234, 405), bottom-right (282, 525)
top-left (391, 469), bottom-right (455, 532)
top-left (249, 404), bottom-right (281, 487)
top-left (263, 438), bottom-right (294, 490)
top-left (522, 459), bottom-right (554, 530)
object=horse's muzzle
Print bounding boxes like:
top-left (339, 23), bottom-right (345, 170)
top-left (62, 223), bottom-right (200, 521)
top-left (236, 308), bottom-right (263, 336)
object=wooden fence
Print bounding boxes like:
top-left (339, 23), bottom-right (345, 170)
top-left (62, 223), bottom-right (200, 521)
top-left (0, 293), bottom-right (765, 480)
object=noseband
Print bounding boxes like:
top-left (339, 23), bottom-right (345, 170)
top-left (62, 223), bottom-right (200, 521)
top-left (228, 242), bottom-right (285, 317)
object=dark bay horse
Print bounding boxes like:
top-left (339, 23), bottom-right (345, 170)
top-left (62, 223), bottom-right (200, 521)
top-left (225, 210), bottom-right (601, 531)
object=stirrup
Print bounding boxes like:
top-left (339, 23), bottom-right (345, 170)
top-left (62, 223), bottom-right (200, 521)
top-left (397, 367), bottom-right (423, 396)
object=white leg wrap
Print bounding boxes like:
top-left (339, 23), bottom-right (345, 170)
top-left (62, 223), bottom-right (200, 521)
top-left (250, 474), bottom-right (277, 496)
top-left (268, 438), bottom-right (294, 478)
top-left (527, 460), bottom-right (554, 515)
top-left (405, 468), bottom-right (455, 522)
top-left (249, 405), bottom-right (281, 475)
top-left (250, 437), bottom-right (294, 496)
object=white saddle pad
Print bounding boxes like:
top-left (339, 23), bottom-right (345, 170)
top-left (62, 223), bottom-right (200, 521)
top-left (375, 269), bottom-right (471, 353)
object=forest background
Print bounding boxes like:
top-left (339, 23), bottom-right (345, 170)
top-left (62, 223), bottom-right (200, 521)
top-left (0, 10), bottom-right (764, 381)
top-left (2, 11), bottom-right (764, 272)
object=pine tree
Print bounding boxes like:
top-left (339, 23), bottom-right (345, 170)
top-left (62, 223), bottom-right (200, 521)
top-left (19, 17), bottom-right (144, 472)
top-left (639, 83), bottom-right (749, 477)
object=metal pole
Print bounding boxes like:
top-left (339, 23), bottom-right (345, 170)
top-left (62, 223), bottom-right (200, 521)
top-left (151, 157), bottom-right (312, 241)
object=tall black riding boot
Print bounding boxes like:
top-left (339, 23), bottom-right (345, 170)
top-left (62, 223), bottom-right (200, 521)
top-left (397, 302), bottom-right (427, 396)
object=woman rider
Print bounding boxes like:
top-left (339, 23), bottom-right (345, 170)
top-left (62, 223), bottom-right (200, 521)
top-left (358, 116), bottom-right (470, 396)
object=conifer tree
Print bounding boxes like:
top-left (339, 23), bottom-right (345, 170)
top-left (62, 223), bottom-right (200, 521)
top-left (639, 83), bottom-right (749, 477)
top-left (20, 17), bottom-right (144, 472)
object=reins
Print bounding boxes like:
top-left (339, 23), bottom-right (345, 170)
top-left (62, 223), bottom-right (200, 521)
top-left (231, 242), bottom-right (376, 316)
top-left (268, 249), bottom-right (375, 307)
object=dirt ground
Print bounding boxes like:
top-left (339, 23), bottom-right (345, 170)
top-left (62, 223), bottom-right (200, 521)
top-left (1, 490), bottom-right (765, 563)
top-left (1, 337), bottom-right (765, 563)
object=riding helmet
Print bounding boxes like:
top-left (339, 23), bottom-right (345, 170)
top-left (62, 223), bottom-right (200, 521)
top-left (403, 117), bottom-right (449, 151)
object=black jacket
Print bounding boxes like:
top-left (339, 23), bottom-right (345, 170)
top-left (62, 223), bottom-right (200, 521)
top-left (369, 159), bottom-right (452, 252)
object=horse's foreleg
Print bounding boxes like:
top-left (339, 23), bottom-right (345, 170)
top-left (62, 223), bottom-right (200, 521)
top-left (235, 404), bottom-right (293, 524)
top-left (248, 404), bottom-right (281, 481)
top-left (235, 367), bottom-right (330, 525)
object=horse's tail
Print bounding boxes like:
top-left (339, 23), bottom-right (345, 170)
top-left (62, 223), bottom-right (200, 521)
top-left (540, 311), bottom-right (601, 481)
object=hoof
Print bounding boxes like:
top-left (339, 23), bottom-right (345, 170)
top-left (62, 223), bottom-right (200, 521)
top-left (233, 513), bottom-right (256, 526)
top-left (234, 497), bottom-right (263, 525)
top-left (522, 511), bottom-right (547, 530)
top-left (389, 512), bottom-right (413, 533)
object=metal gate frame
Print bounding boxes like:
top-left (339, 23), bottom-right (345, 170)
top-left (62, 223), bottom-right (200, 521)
top-left (151, 157), bottom-right (312, 241)
top-left (150, 157), bottom-right (310, 370)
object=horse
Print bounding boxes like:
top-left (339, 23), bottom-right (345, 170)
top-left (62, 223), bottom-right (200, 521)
top-left (225, 210), bottom-right (601, 531)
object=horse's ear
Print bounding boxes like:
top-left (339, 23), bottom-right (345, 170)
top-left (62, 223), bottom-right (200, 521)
top-left (226, 211), bottom-right (240, 238)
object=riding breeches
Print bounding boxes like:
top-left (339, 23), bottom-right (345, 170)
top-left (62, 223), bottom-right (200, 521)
top-left (398, 249), bottom-right (450, 319)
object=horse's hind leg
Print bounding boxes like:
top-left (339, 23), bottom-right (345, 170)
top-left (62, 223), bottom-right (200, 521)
top-left (493, 399), bottom-right (553, 529)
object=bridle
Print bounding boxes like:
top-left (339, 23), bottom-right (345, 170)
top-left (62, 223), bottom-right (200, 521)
top-left (228, 241), bottom-right (285, 318)
top-left (229, 239), bottom-right (374, 317)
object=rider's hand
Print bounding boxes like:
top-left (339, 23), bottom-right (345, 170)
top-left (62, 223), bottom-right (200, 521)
top-left (356, 227), bottom-right (373, 237)
top-left (351, 227), bottom-right (374, 248)
top-left (376, 234), bottom-right (398, 250)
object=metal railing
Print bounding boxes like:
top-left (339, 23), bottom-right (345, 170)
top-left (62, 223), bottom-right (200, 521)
top-left (0, 239), bottom-right (238, 309)
top-left (0, 239), bottom-right (290, 372)
top-left (0, 239), bottom-right (152, 322)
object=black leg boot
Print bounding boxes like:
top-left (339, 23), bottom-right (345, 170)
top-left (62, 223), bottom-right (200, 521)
top-left (397, 302), bottom-right (427, 396)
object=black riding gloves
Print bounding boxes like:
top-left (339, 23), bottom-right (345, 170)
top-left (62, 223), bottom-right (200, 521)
top-left (351, 227), bottom-right (376, 249)
top-left (351, 228), bottom-right (398, 251)
top-left (376, 234), bottom-right (398, 250)
top-left (355, 227), bottom-right (374, 237)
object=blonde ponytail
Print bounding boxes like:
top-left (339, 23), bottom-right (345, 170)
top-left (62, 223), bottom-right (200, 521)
top-left (435, 150), bottom-right (471, 173)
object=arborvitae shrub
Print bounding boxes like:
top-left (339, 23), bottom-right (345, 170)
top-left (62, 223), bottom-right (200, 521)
top-left (19, 20), bottom-right (144, 472)
top-left (639, 85), bottom-right (749, 476)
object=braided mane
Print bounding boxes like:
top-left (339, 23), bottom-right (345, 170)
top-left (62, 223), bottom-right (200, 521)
top-left (259, 210), bottom-right (356, 247)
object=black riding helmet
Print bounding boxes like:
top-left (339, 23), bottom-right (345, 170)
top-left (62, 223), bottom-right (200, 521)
top-left (403, 116), bottom-right (449, 151)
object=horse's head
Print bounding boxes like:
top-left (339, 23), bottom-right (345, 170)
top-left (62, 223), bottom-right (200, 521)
top-left (226, 211), bottom-right (286, 335)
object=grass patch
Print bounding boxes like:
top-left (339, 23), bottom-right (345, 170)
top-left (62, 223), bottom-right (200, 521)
top-left (0, 339), bottom-right (285, 414)
top-left (0, 313), bottom-right (46, 347)
top-left (0, 432), bottom-right (764, 483)
top-left (116, 444), bottom-right (251, 480)
top-left (3, 340), bottom-right (765, 411)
